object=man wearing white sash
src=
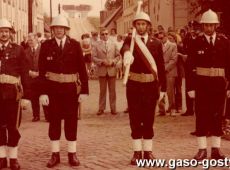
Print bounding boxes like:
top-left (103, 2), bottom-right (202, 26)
top-left (120, 12), bottom-right (166, 165)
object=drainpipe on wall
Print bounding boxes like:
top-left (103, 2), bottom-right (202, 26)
top-left (28, 0), bottom-right (33, 32)
top-left (148, 0), bottom-right (150, 16)
top-left (50, 0), bottom-right (52, 23)
top-left (173, 0), bottom-right (175, 29)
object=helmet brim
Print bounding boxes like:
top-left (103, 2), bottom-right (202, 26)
top-left (132, 19), bottom-right (151, 26)
top-left (50, 25), bottom-right (70, 30)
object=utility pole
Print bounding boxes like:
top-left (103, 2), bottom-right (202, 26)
top-left (58, 3), bottom-right (61, 14)
top-left (28, 0), bottom-right (33, 32)
top-left (50, 0), bottom-right (52, 23)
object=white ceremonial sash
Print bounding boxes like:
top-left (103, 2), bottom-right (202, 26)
top-left (135, 36), bottom-right (158, 78)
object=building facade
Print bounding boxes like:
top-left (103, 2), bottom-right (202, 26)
top-left (0, 0), bottom-right (44, 44)
top-left (32, 0), bottom-right (44, 34)
top-left (114, 0), bottom-right (199, 35)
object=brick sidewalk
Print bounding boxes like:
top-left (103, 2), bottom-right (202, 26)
top-left (6, 80), bottom-right (230, 170)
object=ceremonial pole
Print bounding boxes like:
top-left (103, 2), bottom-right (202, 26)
top-left (123, 0), bottom-right (143, 85)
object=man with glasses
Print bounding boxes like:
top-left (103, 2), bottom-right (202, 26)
top-left (92, 28), bottom-right (120, 115)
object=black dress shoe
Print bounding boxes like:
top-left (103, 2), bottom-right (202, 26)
top-left (181, 111), bottom-right (194, 116)
top-left (10, 159), bottom-right (20, 170)
top-left (97, 110), bottom-right (104, 116)
top-left (193, 149), bottom-right (207, 161)
top-left (158, 112), bottom-right (166, 116)
top-left (143, 151), bottom-right (156, 160)
top-left (190, 131), bottom-right (196, 136)
top-left (124, 108), bottom-right (129, 113)
top-left (211, 148), bottom-right (225, 160)
top-left (130, 151), bottom-right (142, 165)
top-left (111, 111), bottom-right (118, 115)
top-left (68, 153), bottom-right (80, 166)
top-left (0, 158), bottom-right (7, 169)
top-left (32, 116), bottom-right (40, 122)
top-left (47, 152), bottom-right (60, 168)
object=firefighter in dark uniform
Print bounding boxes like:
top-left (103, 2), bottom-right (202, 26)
top-left (187, 9), bottom-right (230, 160)
top-left (120, 12), bottom-right (166, 165)
top-left (38, 15), bottom-right (88, 168)
top-left (0, 18), bottom-right (30, 170)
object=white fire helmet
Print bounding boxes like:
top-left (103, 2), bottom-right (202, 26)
top-left (50, 15), bottom-right (70, 29)
top-left (0, 18), bottom-right (13, 30)
top-left (200, 9), bottom-right (219, 24)
top-left (133, 12), bottom-right (151, 26)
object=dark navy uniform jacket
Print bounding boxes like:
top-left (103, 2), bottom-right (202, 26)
top-left (38, 36), bottom-right (89, 95)
top-left (120, 36), bottom-right (166, 92)
top-left (0, 42), bottom-right (30, 100)
top-left (187, 34), bottom-right (230, 92)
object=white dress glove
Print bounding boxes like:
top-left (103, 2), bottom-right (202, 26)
top-left (227, 90), bottom-right (230, 98)
top-left (159, 92), bottom-right (165, 101)
top-left (123, 51), bottom-right (134, 67)
top-left (39, 95), bottom-right (49, 106)
top-left (20, 99), bottom-right (31, 109)
top-left (188, 91), bottom-right (195, 98)
top-left (78, 94), bottom-right (88, 103)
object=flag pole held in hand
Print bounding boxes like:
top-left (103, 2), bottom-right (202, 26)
top-left (123, 0), bottom-right (143, 85)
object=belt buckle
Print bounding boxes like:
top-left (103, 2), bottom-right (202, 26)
top-left (59, 73), bottom-right (64, 83)
top-left (210, 67), bottom-right (214, 76)
top-left (140, 73), bottom-right (145, 82)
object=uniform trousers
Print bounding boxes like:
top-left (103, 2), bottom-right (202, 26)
top-left (195, 89), bottom-right (225, 137)
top-left (48, 93), bottom-right (78, 141)
top-left (126, 80), bottom-right (159, 139)
top-left (0, 97), bottom-right (21, 147)
top-left (98, 75), bottom-right (116, 112)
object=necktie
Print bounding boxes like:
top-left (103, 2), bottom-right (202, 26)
top-left (1, 44), bottom-right (5, 51)
top-left (32, 48), bottom-right (35, 55)
top-left (141, 37), bottom-right (145, 44)
top-left (210, 36), bottom-right (214, 47)
top-left (59, 40), bottom-right (63, 51)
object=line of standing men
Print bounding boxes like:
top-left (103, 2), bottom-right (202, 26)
top-left (0, 9), bottom-right (230, 170)
top-left (0, 15), bottom-right (89, 170)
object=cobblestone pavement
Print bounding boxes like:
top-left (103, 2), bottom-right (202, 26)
top-left (4, 80), bottom-right (230, 170)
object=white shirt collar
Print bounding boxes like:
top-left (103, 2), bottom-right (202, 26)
top-left (31, 44), bottom-right (39, 51)
top-left (204, 32), bottom-right (216, 44)
top-left (0, 41), bottom-right (10, 49)
top-left (163, 40), bottom-right (170, 47)
top-left (55, 35), bottom-right (67, 46)
top-left (137, 33), bottom-right (148, 44)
